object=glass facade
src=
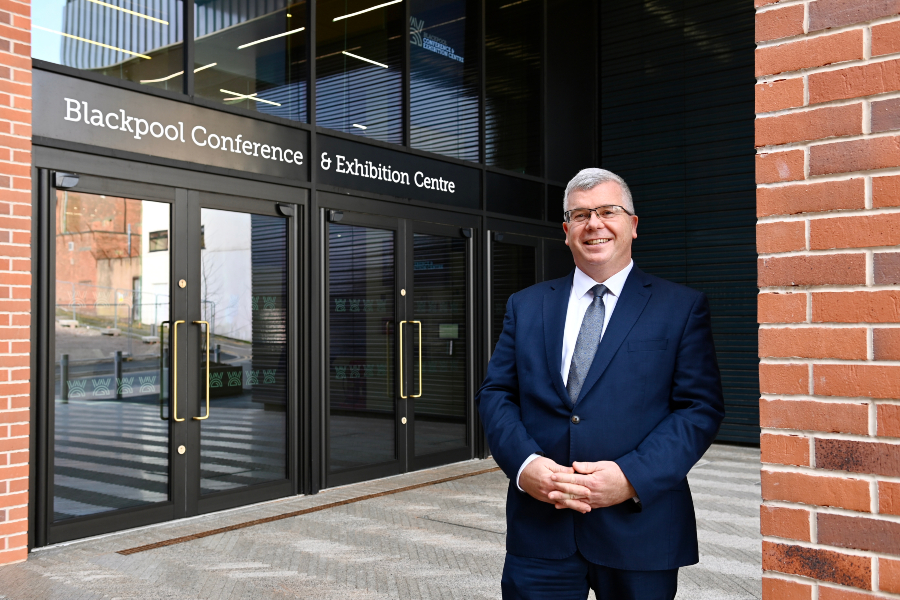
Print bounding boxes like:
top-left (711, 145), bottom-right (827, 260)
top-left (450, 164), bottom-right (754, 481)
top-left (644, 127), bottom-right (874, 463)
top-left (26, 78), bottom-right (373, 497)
top-left (409, 0), bottom-right (479, 161)
top-left (33, 0), bottom-right (185, 91)
top-left (316, 0), bottom-right (405, 143)
top-left (485, 0), bottom-right (542, 175)
top-left (194, 1), bottom-right (309, 121)
top-left (32, 0), bottom-right (594, 218)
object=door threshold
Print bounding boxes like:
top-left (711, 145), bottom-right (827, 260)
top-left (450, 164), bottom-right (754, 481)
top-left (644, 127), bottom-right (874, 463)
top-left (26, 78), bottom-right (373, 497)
top-left (31, 493), bottom-right (306, 553)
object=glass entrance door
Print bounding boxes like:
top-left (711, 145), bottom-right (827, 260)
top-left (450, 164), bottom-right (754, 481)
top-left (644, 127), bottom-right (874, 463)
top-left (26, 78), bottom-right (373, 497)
top-left (189, 198), bottom-right (293, 513)
top-left (326, 211), bottom-right (472, 486)
top-left (44, 177), bottom-right (294, 545)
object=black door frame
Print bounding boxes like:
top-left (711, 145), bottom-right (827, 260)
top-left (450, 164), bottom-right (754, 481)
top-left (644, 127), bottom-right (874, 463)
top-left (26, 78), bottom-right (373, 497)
top-left (30, 150), bottom-right (306, 547)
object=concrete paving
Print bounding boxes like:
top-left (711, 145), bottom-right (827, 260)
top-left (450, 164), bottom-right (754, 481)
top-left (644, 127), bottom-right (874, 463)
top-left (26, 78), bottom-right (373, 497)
top-left (0, 444), bottom-right (760, 599)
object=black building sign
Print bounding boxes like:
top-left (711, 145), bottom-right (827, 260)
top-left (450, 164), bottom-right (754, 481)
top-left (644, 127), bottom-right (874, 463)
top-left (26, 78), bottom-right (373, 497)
top-left (317, 134), bottom-right (480, 209)
top-left (33, 71), bottom-right (309, 182)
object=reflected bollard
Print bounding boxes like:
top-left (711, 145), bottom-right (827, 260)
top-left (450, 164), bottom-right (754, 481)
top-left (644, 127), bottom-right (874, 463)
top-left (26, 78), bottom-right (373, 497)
top-left (114, 351), bottom-right (123, 400)
top-left (61, 354), bottom-right (69, 403)
top-left (214, 344), bottom-right (221, 363)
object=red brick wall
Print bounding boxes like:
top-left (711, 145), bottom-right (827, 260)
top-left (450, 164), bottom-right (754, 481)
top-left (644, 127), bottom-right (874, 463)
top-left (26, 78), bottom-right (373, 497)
top-left (0, 0), bottom-right (30, 567)
top-left (757, 0), bottom-right (900, 597)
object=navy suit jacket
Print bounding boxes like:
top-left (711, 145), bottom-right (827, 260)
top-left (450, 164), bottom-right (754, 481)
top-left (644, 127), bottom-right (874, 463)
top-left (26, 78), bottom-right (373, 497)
top-left (476, 265), bottom-right (725, 570)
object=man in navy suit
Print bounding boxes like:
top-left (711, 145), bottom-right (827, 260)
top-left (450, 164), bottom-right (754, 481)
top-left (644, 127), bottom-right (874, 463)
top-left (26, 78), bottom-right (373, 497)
top-left (477, 168), bottom-right (725, 600)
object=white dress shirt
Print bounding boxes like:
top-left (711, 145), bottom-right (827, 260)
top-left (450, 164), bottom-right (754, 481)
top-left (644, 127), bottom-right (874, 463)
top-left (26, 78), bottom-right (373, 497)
top-left (516, 260), bottom-right (635, 491)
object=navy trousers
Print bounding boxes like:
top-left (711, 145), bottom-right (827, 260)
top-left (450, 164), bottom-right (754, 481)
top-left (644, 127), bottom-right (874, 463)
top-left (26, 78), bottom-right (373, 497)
top-left (501, 551), bottom-right (678, 600)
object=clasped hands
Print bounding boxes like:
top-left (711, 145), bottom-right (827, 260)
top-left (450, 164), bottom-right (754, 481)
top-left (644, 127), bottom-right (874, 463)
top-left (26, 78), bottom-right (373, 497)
top-left (519, 456), bottom-right (636, 514)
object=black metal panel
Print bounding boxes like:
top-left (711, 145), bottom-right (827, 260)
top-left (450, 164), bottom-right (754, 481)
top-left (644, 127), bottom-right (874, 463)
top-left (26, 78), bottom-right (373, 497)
top-left (600, 0), bottom-right (758, 445)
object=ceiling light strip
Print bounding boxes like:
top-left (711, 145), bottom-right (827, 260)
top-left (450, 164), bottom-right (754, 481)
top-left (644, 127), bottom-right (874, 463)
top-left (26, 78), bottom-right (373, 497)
top-left (220, 89), bottom-right (282, 106)
top-left (139, 63), bottom-right (216, 84)
top-left (342, 51), bottom-right (388, 69)
top-left (238, 26), bottom-right (305, 49)
top-left (333, 0), bottom-right (402, 22)
top-left (86, 0), bottom-right (168, 24)
top-left (352, 124), bottom-right (367, 130)
top-left (140, 70), bottom-right (182, 83)
top-left (34, 25), bottom-right (152, 59)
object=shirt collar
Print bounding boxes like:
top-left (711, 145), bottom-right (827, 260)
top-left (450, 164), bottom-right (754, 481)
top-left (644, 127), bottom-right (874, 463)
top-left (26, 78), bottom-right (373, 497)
top-left (572, 260), bottom-right (634, 300)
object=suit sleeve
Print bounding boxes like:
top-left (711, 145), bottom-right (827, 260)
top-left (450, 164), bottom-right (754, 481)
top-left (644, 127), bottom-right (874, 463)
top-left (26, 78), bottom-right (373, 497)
top-left (476, 294), bottom-right (544, 480)
top-left (614, 292), bottom-right (725, 507)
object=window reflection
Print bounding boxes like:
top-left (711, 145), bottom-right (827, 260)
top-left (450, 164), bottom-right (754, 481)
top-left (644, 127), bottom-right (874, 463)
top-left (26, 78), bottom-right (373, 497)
top-left (410, 0), bottom-right (479, 162)
top-left (485, 0), bottom-right (542, 175)
top-left (194, 0), bottom-right (308, 122)
top-left (33, 0), bottom-right (184, 91)
top-left (53, 191), bottom-right (171, 521)
top-left (316, 0), bottom-right (404, 143)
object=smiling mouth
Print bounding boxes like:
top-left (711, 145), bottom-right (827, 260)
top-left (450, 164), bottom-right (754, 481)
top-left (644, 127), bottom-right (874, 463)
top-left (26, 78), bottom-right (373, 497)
top-left (585, 239), bottom-right (611, 245)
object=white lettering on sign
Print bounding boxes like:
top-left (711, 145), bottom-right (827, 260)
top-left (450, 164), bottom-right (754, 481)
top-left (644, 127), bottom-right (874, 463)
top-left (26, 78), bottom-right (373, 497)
top-left (319, 152), bottom-right (456, 194)
top-left (63, 98), bottom-right (304, 167)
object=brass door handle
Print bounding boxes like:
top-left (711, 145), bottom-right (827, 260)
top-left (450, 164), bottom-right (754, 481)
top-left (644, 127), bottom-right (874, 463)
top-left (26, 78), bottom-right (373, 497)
top-left (399, 320), bottom-right (407, 399)
top-left (193, 320), bottom-right (210, 420)
top-left (410, 320), bottom-right (422, 398)
top-left (172, 320), bottom-right (185, 422)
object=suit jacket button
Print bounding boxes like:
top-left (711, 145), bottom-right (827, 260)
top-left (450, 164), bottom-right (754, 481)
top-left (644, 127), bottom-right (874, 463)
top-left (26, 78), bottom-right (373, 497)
top-left (571, 415), bottom-right (580, 424)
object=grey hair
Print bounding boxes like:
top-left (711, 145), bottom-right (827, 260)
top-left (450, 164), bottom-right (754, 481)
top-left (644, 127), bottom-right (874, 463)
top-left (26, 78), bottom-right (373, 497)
top-left (562, 168), bottom-right (635, 217)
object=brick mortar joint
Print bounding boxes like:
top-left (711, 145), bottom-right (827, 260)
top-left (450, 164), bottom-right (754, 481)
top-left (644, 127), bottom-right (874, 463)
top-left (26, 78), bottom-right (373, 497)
top-left (757, 130), bottom-right (900, 154)
top-left (761, 430), bottom-right (900, 447)
top-left (755, 96), bottom-right (871, 118)
top-left (760, 357), bottom-right (900, 365)
top-left (756, 16), bottom-right (900, 50)
top-left (757, 172), bottom-right (900, 188)
top-left (761, 535), bottom-right (900, 561)
top-left (755, 51), bottom-right (900, 81)
top-left (758, 208), bottom-right (900, 223)
top-left (759, 285), bottom-right (900, 292)
top-left (760, 248), bottom-right (900, 259)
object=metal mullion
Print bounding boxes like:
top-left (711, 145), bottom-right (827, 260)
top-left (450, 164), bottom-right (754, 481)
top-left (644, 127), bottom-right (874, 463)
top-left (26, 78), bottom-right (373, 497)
top-left (183, 0), bottom-right (195, 96)
top-left (32, 169), bottom-right (52, 548)
top-left (540, 0), bottom-right (547, 182)
top-left (403, 0), bottom-right (411, 147)
top-left (306, 0), bottom-right (321, 495)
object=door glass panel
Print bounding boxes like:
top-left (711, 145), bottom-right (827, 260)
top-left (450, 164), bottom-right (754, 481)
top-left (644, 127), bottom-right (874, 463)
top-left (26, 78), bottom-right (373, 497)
top-left (491, 241), bottom-right (535, 349)
top-left (328, 223), bottom-right (396, 472)
top-left (412, 233), bottom-right (467, 456)
top-left (53, 191), bottom-right (170, 521)
top-left (199, 209), bottom-right (288, 494)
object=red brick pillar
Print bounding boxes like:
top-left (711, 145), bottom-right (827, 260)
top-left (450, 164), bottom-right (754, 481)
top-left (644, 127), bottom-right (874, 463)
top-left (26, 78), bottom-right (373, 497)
top-left (757, 0), bottom-right (900, 598)
top-left (0, 0), bottom-right (31, 566)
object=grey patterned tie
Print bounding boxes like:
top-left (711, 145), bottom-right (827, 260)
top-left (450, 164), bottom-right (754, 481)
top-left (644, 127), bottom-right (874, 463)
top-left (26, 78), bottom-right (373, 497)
top-left (566, 284), bottom-right (608, 404)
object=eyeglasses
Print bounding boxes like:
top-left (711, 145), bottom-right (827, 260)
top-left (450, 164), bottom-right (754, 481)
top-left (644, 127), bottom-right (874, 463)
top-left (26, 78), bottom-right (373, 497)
top-left (564, 205), bottom-right (634, 224)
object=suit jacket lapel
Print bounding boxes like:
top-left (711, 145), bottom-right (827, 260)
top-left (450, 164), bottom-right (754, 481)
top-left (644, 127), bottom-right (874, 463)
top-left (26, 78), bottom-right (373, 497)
top-left (543, 272), bottom-right (574, 407)
top-left (576, 266), bottom-right (652, 403)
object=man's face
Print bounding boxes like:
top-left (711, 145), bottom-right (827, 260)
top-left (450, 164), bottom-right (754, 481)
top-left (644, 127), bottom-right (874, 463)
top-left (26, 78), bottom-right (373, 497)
top-left (562, 182), bottom-right (638, 279)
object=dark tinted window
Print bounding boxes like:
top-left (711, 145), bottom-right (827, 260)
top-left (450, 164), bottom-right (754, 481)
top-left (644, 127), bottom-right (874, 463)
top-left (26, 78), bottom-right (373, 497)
top-left (410, 0), bottom-right (480, 162)
top-left (484, 0), bottom-right (542, 175)
top-left (547, 184), bottom-right (565, 224)
top-left (487, 172), bottom-right (542, 220)
top-left (317, 0), bottom-right (404, 143)
top-left (491, 241), bottom-right (535, 349)
top-left (194, 0), bottom-right (308, 122)
top-left (34, 0), bottom-right (184, 92)
top-left (546, 0), bottom-right (596, 182)
top-left (543, 236), bottom-right (572, 281)
top-left (601, 0), bottom-right (757, 443)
